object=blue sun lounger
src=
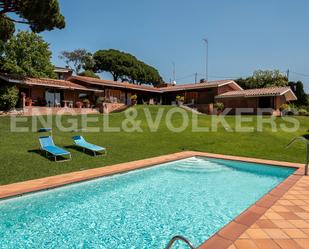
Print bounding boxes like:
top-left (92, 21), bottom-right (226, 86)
top-left (39, 136), bottom-right (71, 162)
top-left (72, 136), bottom-right (106, 156)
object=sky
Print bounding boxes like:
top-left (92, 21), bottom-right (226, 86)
top-left (17, 0), bottom-right (309, 91)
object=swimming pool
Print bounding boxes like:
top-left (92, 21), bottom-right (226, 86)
top-left (0, 157), bottom-right (295, 248)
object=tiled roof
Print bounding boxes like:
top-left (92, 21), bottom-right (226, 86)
top-left (70, 76), bottom-right (242, 92)
top-left (0, 73), bottom-right (243, 94)
top-left (216, 86), bottom-right (297, 100)
top-left (70, 76), bottom-right (162, 92)
top-left (0, 74), bottom-right (102, 92)
top-left (160, 80), bottom-right (242, 92)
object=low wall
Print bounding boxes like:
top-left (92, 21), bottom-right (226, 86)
top-left (23, 107), bottom-right (100, 116)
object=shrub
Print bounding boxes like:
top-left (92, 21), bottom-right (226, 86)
top-left (131, 94), bottom-right (137, 100)
top-left (279, 103), bottom-right (289, 111)
top-left (0, 85), bottom-right (19, 111)
top-left (176, 95), bottom-right (184, 102)
top-left (214, 102), bottom-right (224, 111)
top-left (298, 109), bottom-right (307, 115)
top-left (96, 97), bottom-right (105, 104)
top-left (83, 99), bottom-right (90, 104)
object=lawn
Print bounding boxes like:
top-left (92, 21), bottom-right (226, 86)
top-left (0, 105), bottom-right (308, 185)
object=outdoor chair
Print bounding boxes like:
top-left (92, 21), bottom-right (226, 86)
top-left (39, 136), bottom-right (71, 162)
top-left (72, 135), bottom-right (106, 156)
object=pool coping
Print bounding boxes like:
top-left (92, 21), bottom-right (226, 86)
top-left (0, 151), bottom-right (305, 248)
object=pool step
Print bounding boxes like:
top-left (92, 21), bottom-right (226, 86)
top-left (172, 159), bottom-right (231, 173)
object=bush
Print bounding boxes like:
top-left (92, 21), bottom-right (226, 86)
top-left (214, 102), bottom-right (224, 111)
top-left (0, 85), bottom-right (19, 111)
top-left (96, 97), bottom-right (105, 104)
top-left (131, 94), bottom-right (137, 100)
top-left (83, 99), bottom-right (90, 104)
top-left (176, 95), bottom-right (184, 102)
top-left (298, 109), bottom-right (307, 115)
top-left (279, 103), bottom-right (289, 111)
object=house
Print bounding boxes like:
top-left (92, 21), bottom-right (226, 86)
top-left (215, 87), bottom-right (297, 115)
top-left (0, 72), bottom-right (297, 115)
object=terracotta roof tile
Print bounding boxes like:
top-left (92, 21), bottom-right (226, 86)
top-left (69, 76), bottom-right (162, 92)
top-left (0, 73), bottom-right (243, 94)
top-left (160, 80), bottom-right (241, 92)
top-left (70, 76), bottom-right (242, 92)
top-left (216, 86), bottom-right (296, 100)
top-left (0, 74), bottom-right (102, 92)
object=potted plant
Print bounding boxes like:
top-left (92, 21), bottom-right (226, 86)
top-left (176, 95), bottom-right (185, 106)
top-left (131, 94), bottom-right (137, 105)
top-left (83, 99), bottom-right (90, 108)
top-left (214, 102), bottom-right (224, 115)
top-left (25, 97), bottom-right (33, 107)
top-left (75, 101), bottom-right (83, 108)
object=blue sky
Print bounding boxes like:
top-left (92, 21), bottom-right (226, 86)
top-left (17, 0), bottom-right (309, 91)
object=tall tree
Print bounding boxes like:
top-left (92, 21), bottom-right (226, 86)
top-left (288, 81), bottom-right (308, 106)
top-left (93, 49), bottom-right (163, 85)
top-left (236, 70), bottom-right (288, 89)
top-left (59, 49), bottom-right (94, 74)
top-left (93, 49), bottom-right (135, 81)
top-left (0, 31), bottom-right (56, 78)
top-left (0, 0), bottom-right (65, 42)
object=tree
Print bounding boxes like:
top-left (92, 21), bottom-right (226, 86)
top-left (0, 0), bottom-right (65, 42)
top-left (93, 49), bottom-right (135, 81)
top-left (0, 31), bottom-right (56, 78)
top-left (59, 49), bottom-right (94, 74)
top-left (93, 49), bottom-right (163, 86)
top-left (236, 70), bottom-right (288, 89)
top-left (78, 70), bottom-right (100, 79)
top-left (288, 81), bottom-right (308, 106)
top-left (0, 84), bottom-right (19, 111)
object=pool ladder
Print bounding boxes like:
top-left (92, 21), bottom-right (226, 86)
top-left (165, 235), bottom-right (195, 249)
top-left (286, 137), bottom-right (308, 176)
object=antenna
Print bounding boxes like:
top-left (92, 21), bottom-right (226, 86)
top-left (172, 62), bottom-right (176, 82)
top-left (202, 38), bottom-right (208, 81)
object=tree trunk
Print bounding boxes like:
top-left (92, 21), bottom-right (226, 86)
top-left (112, 73), bottom-right (118, 81)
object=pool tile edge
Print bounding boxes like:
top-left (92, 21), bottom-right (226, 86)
top-left (0, 151), bottom-right (302, 200)
top-left (197, 161), bottom-right (304, 249)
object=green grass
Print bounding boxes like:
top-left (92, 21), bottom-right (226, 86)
top-left (0, 105), bottom-right (308, 185)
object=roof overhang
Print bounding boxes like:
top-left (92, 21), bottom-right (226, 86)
top-left (70, 77), bottom-right (243, 94)
top-left (157, 80), bottom-right (243, 92)
top-left (70, 77), bottom-right (162, 93)
top-left (0, 75), bottom-right (103, 92)
top-left (281, 89), bottom-right (298, 101)
top-left (215, 88), bottom-right (298, 101)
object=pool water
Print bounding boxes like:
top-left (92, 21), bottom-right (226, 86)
top-left (0, 157), bottom-right (294, 249)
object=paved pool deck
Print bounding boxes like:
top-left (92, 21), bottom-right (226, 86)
top-left (0, 151), bottom-right (308, 249)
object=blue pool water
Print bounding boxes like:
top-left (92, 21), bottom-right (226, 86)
top-left (0, 157), bottom-right (294, 249)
